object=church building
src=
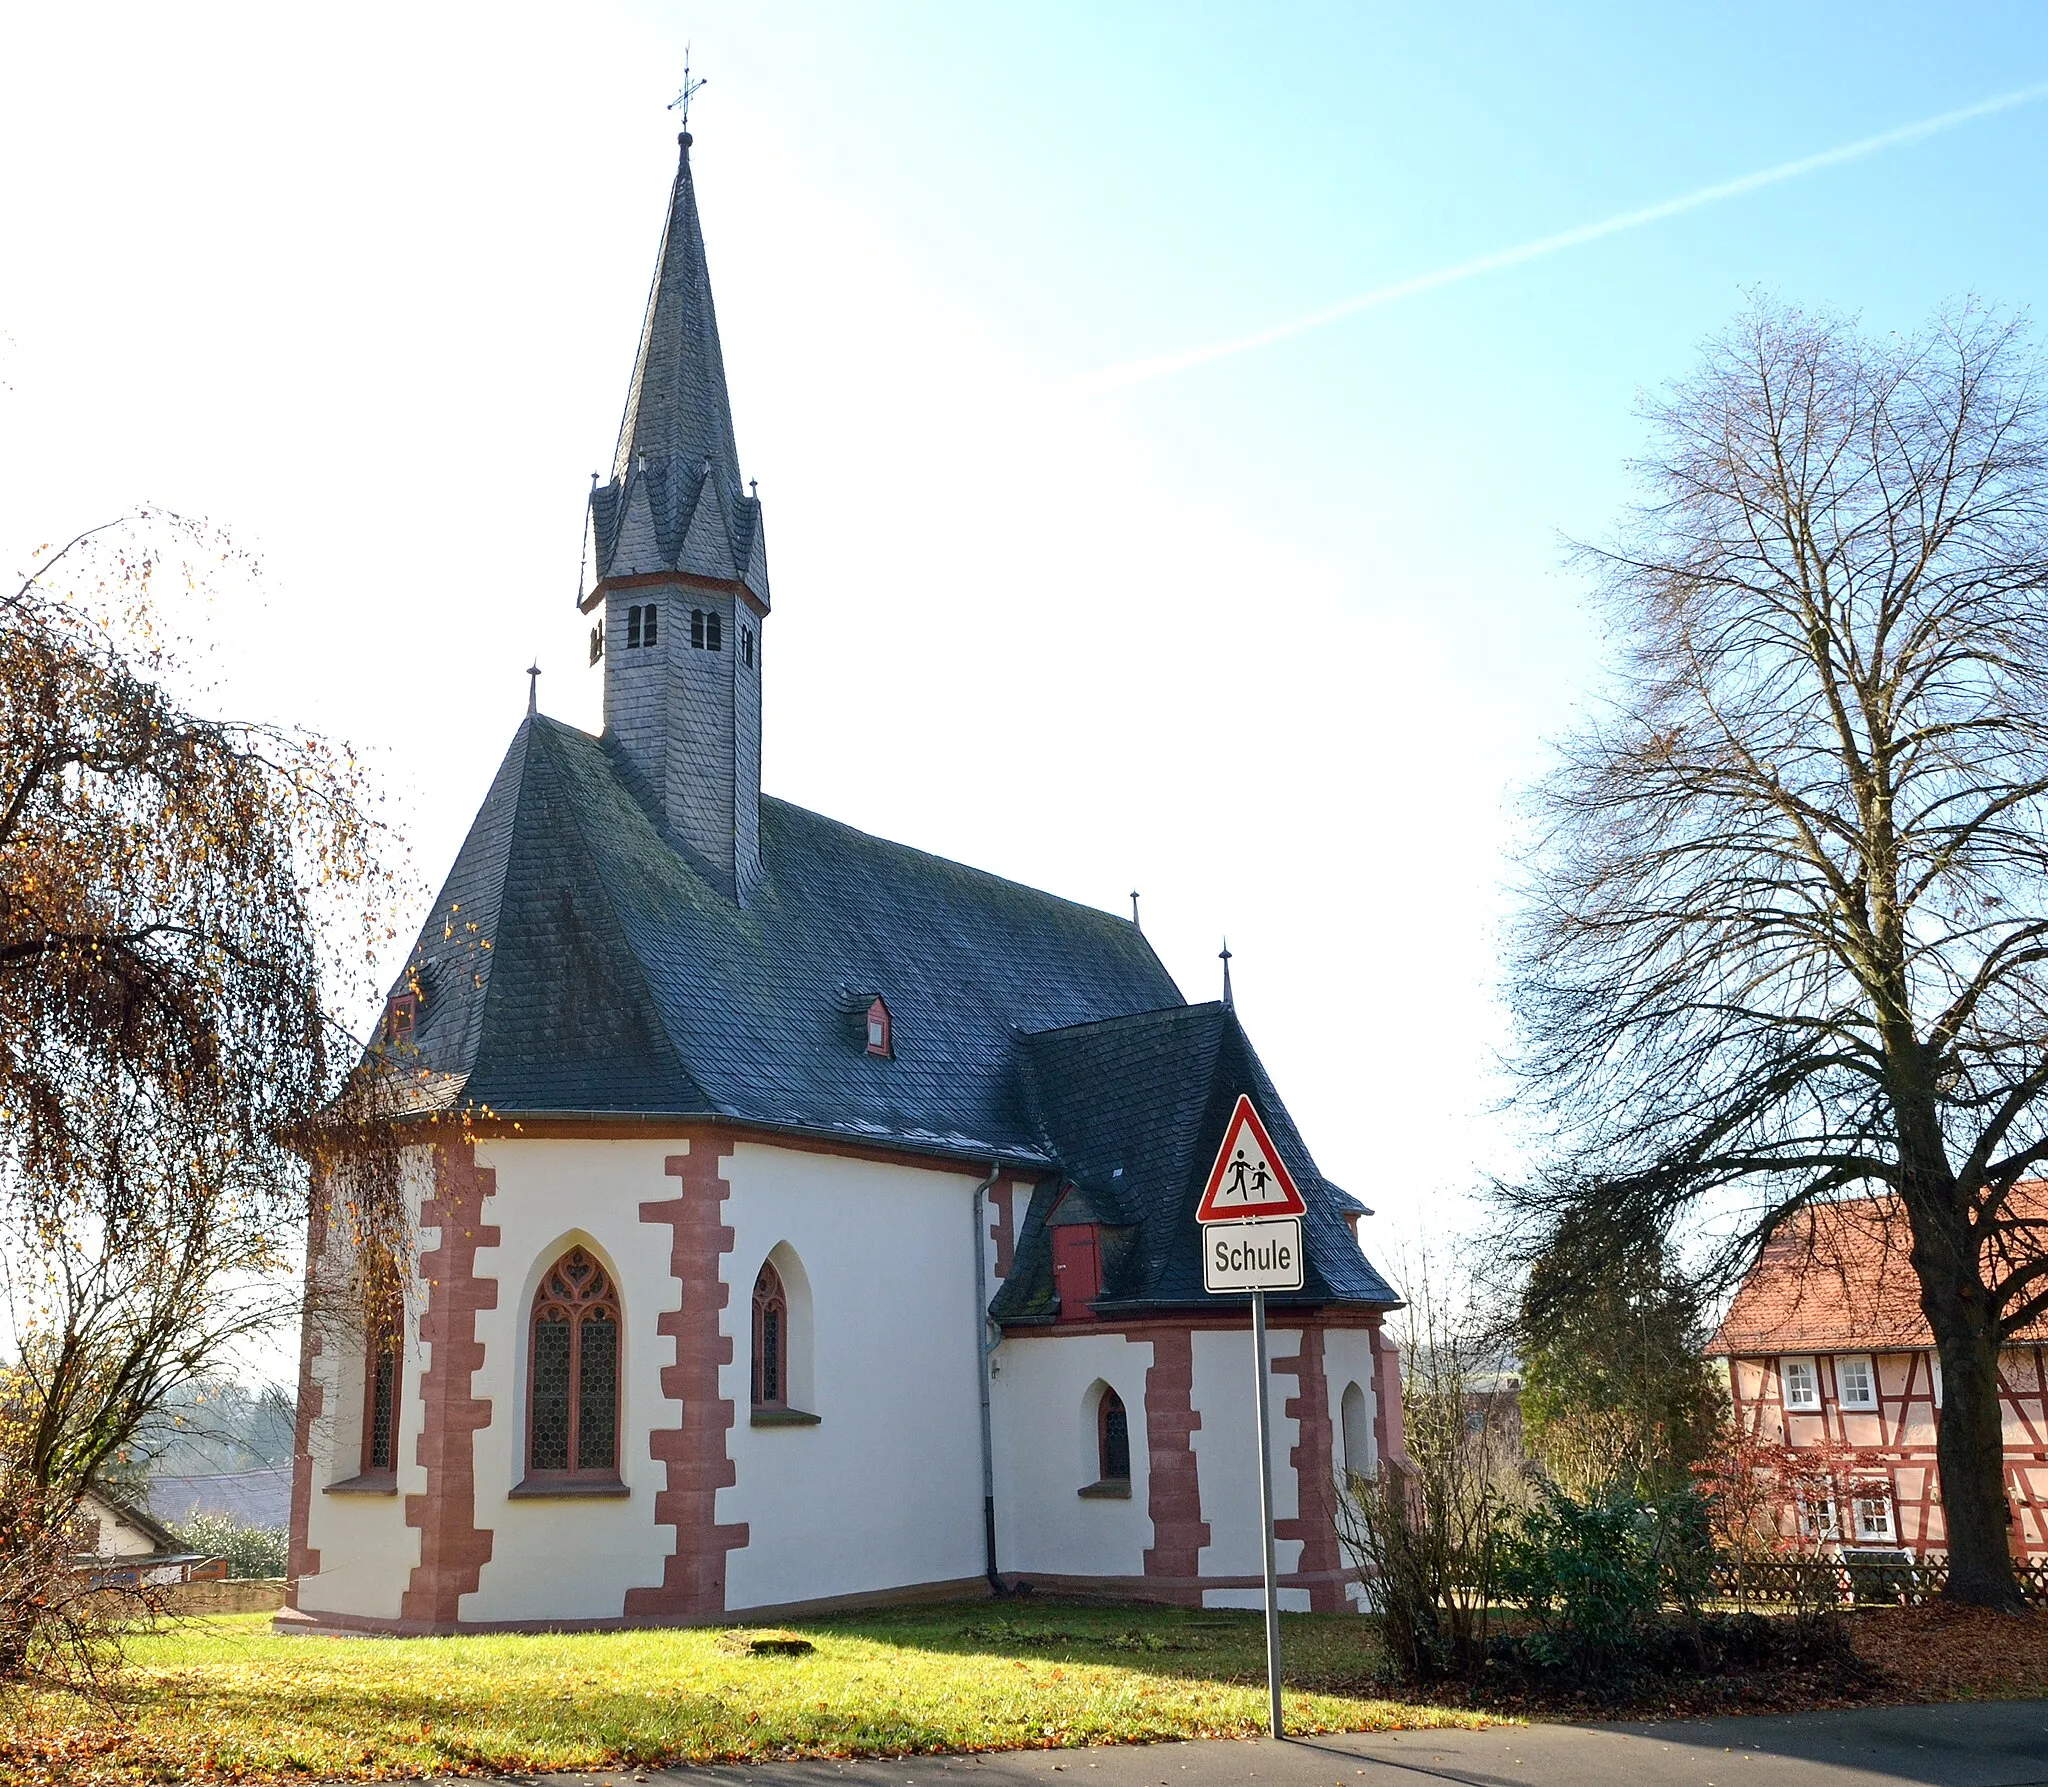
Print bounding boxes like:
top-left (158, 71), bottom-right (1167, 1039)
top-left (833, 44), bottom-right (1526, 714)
top-left (284, 129), bottom-right (1404, 1634)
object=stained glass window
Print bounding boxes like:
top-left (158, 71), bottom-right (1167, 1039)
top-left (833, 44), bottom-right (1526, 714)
top-left (578, 1308), bottom-right (618, 1472)
top-left (752, 1263), bottom-right (787, 1409)
top-left (367, 1342), bottom-right (397, 1472)
top-left (527, 1248), bottom-right (621, 1478)
top-left (361, 1287), bottom-right (402, 1477)
top-left (1099, 1389), bottom-right (1130, 1483)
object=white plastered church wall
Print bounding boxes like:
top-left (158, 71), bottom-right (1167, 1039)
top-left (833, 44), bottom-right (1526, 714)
top-left (988, 1332), bottom-right (1154, 1580)
top-left (297, 1146), bottom-right (431, 1618)
top-left (459, 1138), bottom-right (681, 1623)
top-left (1325, 1328), bottom-right (1378, 1479)
top-left (721, 1142), bottom-right (986, 1612)
top-left (1191, 1326), bottom-right (1307, 1611)
top-left (1324, 1325), bottom-right (1377, 1606)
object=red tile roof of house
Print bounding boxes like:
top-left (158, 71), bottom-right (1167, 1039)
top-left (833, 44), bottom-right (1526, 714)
top-left (1708, 1185), bottom-right (2048, 1356)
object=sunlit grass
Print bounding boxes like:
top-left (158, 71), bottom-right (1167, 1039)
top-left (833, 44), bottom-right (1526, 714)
top-left (0, 1599), bottom-right (1504, 1783)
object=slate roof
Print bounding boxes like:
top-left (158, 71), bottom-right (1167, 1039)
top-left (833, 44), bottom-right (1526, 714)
top-left (385, 717), bottom-right (1397, 1312)
top-left (586, 132), bottom-right (768, 607)
top-left (1708, 1187), bottom-right (2048, 1355)
top-left (394, 715), bottom-right (1179, 1160)
top-left (990, 1004), bottom-right (1398, 1321)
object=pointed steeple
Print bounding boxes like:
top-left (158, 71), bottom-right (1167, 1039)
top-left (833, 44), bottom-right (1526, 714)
top-left (586, 131), bottom-right (769, 606)
top-left (582, 129), bottom-right (768, 907)
top-left (614, 133), bottom-right (741, 494)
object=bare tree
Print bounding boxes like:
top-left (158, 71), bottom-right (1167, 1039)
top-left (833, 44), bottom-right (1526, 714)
top-left (1336, 1256), bottom-right (1524, 1680)
top-left (0, 516), bottom-right (405, 1675)
top-left (1508, 300), bottom-right (2048, 1609)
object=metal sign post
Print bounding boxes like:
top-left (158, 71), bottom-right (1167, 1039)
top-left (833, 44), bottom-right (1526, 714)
top-left (1250, 1286), bottom-right (1282, 1739)
top-left (1195, 1094), bottom-right (1307, 1743)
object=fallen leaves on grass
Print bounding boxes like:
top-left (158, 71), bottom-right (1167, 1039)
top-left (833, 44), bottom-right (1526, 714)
top-left (0, 1603), bottom-right (1499, 1785)
top-left (1849, 1603), bottom-right (2048, 1701)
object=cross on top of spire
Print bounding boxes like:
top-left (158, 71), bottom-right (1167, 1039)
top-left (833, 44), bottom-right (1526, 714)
top-left (669, 45), bottom-right (707, 139)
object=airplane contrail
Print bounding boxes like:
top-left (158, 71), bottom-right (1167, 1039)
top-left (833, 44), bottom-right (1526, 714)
top-left (1064, 80), bottom-right (2048, 399)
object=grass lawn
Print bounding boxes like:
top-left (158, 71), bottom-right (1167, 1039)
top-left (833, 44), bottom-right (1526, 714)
top-left (0, 1599), bottom-right (1500, 1784)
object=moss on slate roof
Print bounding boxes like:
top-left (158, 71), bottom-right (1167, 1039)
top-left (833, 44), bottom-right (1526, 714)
top-left (398, 717), bottom-right (1179, 1157)
top-left (389, 717), bottom-right (1395, 1310)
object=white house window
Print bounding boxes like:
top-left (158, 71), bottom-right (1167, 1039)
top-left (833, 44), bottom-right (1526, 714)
top-left (1931, 1353), bottom-right (1944, 1407)
top-left (1781, 1357), bottom-right (1821, 1410)
top-left (1835, 1355), bottom-right (1877, 1411)
top-left (1853, 1494), bottom-right (1894, 1542)
top-left (1798, 1494), bottom-right (1839, 1539)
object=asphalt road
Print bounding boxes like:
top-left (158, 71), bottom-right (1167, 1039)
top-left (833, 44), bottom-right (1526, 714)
top-left (507, 1701), bottom-right (2048, 1787)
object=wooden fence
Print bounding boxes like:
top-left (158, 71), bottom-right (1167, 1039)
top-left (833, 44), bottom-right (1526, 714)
top-left (1709, 1555), bottom-right (2048, 1606)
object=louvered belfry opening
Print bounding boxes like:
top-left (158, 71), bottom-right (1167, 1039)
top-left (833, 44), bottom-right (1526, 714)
top-left (527, 1247), bottom-right (621, 1478)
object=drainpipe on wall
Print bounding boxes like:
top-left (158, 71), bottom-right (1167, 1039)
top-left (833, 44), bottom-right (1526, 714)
top-left (971, 1163), bottom-right (1005, 1597)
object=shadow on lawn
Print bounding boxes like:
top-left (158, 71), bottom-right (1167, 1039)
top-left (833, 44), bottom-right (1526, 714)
top-left (788, 1598), bottom-right (1390, 1693)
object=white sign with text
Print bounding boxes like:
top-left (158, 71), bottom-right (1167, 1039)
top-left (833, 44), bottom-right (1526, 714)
top-left (1201, 1216), bottom-right (1305, 1293)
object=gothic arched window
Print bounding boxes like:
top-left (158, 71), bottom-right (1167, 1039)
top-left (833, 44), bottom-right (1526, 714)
top-left (752, 1262), bottom-right (788, 1410)
top-left (527, 1247), bottom-right (621, 1479)
top-left (1098, 1388), bottom-right (1130, 1484)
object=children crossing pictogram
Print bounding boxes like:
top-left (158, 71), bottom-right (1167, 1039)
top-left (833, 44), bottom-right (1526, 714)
top-left (1195, 1096), bottom-right (1307, 1223)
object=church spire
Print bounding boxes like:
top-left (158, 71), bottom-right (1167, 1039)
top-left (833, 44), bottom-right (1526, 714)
top-left (612, 131), bottom-right (744, 501)
top-left (582, 127), bottom-right (769, 905)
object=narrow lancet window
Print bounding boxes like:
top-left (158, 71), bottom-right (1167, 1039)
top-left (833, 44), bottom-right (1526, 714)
top-left (752, 1263), bottom-right (788, 1410)
top-left (362, 1297), bottom-right (401, 1476)
top-left (1098, 1389), bottom-right (1130, 1483)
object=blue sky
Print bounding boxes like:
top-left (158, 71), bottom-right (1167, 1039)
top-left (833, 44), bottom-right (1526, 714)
top-left (4, 2), bottom-right (2047, 1259)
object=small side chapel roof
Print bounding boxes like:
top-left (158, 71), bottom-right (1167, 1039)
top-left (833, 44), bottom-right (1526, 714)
top-left (991, 1003), bottom-right (1399, 1318)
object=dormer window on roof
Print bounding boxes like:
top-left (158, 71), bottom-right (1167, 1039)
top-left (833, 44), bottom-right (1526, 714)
top-left (381, 991), bottom-right (417, 1048)
top-left (866, 997), bottom-right (892, 1058)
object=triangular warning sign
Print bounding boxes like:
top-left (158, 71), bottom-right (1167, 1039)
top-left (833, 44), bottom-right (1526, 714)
top-left (1195, 1095), bottom-right (1307, 1222)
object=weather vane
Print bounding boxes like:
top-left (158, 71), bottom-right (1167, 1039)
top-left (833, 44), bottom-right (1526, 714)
top-left (669, 45), bottom-right (708, 132)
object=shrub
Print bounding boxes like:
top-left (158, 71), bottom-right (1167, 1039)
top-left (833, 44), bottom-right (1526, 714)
top-left (1496, 1482), bottom-right (1712, 1679)
top-left (169, 1513), bottom-right (288, 1580)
